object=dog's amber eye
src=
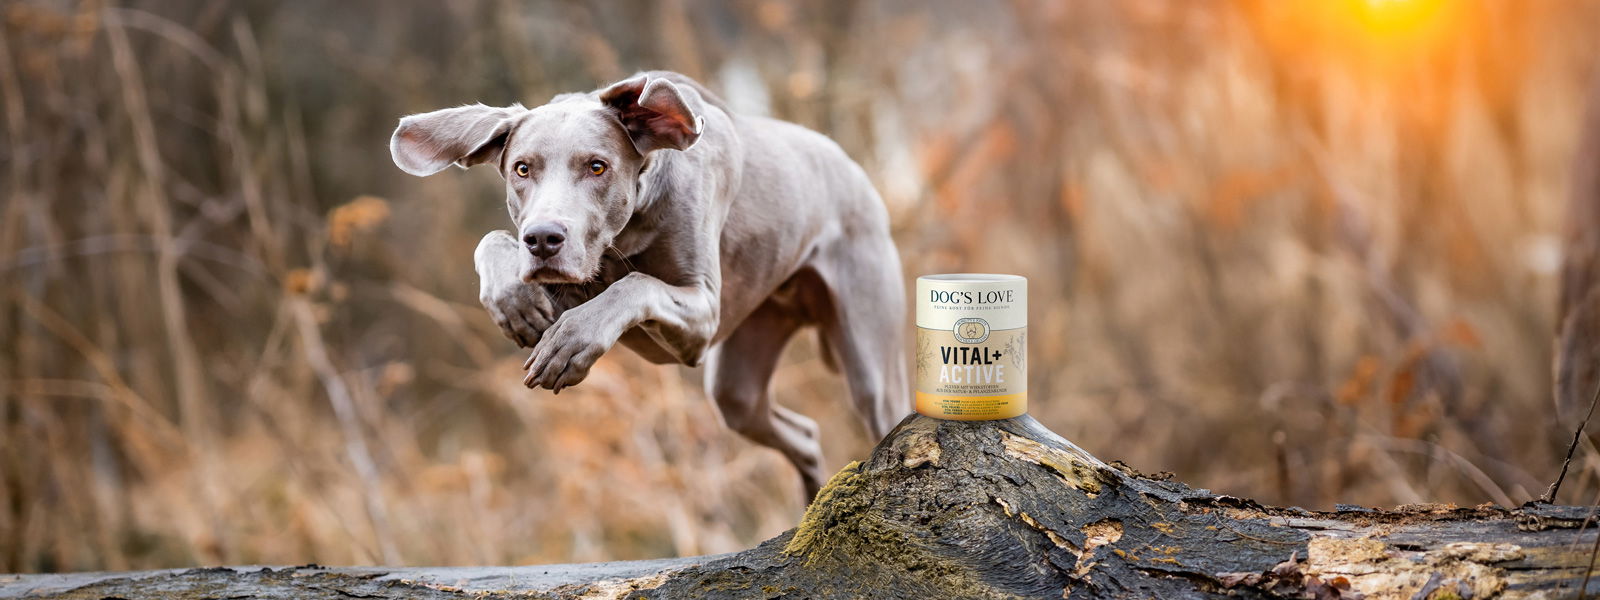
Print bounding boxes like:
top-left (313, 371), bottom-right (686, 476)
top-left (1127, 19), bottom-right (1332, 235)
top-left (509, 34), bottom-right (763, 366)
top-left (588, 160), bottom-right (607, 176)
top-left (514, 162), bottom-right (530, 178)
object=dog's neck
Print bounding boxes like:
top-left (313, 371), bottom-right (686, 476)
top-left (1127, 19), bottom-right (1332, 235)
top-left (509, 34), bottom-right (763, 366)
top-left (608, 150), bottom-right (684, 258)
top-left (632, 151), bottom-right (671, 216)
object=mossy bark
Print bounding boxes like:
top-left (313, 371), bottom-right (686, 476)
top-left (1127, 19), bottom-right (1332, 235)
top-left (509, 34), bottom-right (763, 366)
top-left (7, 415), bottom-right (1597, 599)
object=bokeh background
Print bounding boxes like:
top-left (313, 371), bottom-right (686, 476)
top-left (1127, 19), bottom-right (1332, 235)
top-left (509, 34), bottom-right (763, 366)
top-left (5, 0), bottom-right (1600, 573)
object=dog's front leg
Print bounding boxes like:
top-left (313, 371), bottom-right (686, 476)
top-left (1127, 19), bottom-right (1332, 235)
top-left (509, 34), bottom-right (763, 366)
top-left (476, 230), bottom-right (558, 348)
top-left (523, 272), bottom-right (719, 392)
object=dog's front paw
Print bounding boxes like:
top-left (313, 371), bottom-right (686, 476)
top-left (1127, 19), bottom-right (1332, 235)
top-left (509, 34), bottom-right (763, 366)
top-left (522, 309), bottom-right (616, 393)
top-left (476, 231), bottom-right (556, 348)
top-left (481, 281), bottom-right (556, 348)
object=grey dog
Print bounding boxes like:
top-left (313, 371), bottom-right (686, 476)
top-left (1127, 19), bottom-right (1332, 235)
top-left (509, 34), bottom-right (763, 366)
top-left (389, 71), bottom-right (907, 498)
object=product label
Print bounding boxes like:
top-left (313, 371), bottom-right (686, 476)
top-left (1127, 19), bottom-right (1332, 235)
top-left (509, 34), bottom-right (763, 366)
top-left (915, 275), bottom-right (1027, 420)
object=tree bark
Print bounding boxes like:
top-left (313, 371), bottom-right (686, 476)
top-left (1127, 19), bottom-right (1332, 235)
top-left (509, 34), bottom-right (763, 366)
top-left (5, 414), bottom-right (1596, 599)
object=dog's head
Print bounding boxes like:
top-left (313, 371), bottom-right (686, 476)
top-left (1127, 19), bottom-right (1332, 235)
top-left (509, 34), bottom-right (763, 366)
top-left (390, 74), bottom-right (703, 284)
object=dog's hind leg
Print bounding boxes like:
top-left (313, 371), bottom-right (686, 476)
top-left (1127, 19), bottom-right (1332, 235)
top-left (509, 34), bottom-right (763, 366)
top-left (703, 299), bottom-right (827, 501)
top-left (807, 235), bottom-right (911, 442)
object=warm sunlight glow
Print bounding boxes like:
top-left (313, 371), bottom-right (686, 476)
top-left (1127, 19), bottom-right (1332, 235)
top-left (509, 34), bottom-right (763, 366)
top-left (1244, 0), bottom-right (1470, 80)
top-left (1349, 0), bottom-right (1449, 38)
top-left (1336, 0), bottom-right (1462, 62)
top-left (1238, 0), bottom-right (1482, 139)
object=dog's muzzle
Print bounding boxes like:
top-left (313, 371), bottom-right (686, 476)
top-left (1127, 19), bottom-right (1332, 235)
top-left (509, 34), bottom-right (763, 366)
top-left (521, 222), bottom-right (567, 259)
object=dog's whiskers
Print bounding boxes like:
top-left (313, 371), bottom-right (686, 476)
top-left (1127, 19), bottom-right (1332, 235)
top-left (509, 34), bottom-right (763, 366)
top-left (608, 243), bottom-right (637, 273)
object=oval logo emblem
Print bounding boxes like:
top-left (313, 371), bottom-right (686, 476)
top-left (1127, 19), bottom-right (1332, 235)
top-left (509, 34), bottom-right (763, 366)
top-left (953, 318), bottom-right (990, 344)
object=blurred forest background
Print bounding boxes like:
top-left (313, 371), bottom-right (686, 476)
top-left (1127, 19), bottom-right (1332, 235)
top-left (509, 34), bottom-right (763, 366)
top-left (5, 0), bottom-right (1600, 573)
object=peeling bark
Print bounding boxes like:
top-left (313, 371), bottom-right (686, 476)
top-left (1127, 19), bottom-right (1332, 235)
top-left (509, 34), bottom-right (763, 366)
top-left (4, 415), bottom-right (1596, 599)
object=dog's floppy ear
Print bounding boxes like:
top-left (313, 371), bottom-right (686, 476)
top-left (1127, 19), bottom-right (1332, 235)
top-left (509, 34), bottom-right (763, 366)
top-left (600, 75), bottom-right (704, 154)
top-left (390, 104), bottom-right (523, 176)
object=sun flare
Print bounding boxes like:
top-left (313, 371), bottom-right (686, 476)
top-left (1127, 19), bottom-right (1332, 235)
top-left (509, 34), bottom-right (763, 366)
top-left (1349, 0), bottom-right (1450, 37)
top-left (1244, 0), bottom-right (1468, 78)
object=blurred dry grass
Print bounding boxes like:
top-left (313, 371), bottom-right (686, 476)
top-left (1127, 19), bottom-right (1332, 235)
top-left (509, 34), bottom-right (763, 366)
top-left (3, 0), bottom-right (1600, 573)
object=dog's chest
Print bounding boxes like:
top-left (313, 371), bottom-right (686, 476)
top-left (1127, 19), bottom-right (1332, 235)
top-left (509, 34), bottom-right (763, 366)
top-left (547, 255), bottom-right (636, 312)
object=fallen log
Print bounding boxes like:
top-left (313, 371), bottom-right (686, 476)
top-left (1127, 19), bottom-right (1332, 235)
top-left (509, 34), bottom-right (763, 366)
top-left (5, 414), bottom-right (1596, 599)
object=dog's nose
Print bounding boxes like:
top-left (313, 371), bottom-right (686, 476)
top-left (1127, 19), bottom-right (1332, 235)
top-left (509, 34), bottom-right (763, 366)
top-left (522, 223), bottom-right (567, 258)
